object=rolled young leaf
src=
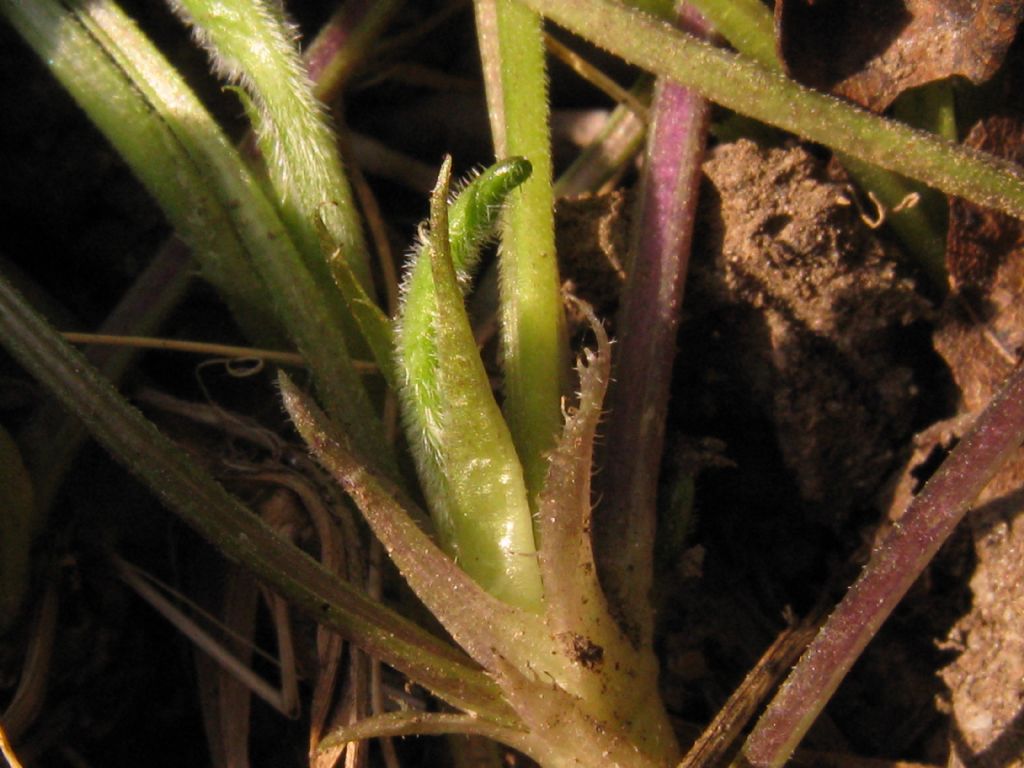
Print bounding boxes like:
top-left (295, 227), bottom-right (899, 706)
top-left (396, 158), bottom-right (543, 610)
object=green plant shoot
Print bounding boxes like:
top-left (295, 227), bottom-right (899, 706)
top-left (395, 157), bottom-right (543, 610)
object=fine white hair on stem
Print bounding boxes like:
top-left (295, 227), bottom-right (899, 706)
top-left (167, 0), bottom-right (368, 285)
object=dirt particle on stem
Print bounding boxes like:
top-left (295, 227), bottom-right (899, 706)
top-left (557, 631), bottom-right (605, 671)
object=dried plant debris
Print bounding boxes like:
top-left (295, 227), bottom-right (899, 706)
top-left (775, 0), bottom-right (1024, 112)
top-left (934, 282), bottom-right (1024, 417)
top-left (555, 189), bottom-right (629, 331)
top-left (688, 139), bottom-right (929, 526)
top-left (947, 115), bottom-right (1024, 291)
top-left (936, 116), bottom-right (1024, 415)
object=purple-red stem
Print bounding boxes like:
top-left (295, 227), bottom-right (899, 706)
top-left (304, 0), bottom-right (401, 103)
top-left (742, 361), bottom-right (1024, 767)
top-left (595, 5), bottom-right (711, 646)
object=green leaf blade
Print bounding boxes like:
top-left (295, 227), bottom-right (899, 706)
top-left (0, 0), bottom-right (279, 342)
top-left (0, 270), bottom-right (508, 722)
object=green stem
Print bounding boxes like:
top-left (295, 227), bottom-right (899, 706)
top-left (11, 0), bottom-right (402, 520)
top-left (692, 0), bottom-right (951, 289)
top-left (475, 0), bottom-right (569, 503)
top-left (519, 0), bottom-right (1024, 220)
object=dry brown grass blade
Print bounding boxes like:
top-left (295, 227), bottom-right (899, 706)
top-left (678, 613), bottom-right (823, 768)
top-left (197, 568), bottom-right (260, 768)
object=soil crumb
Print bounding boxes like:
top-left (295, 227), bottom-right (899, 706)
top-left (688, 139), bottom-right (929, 527)
top-left (932, 248), bottom-right (1024, 768)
